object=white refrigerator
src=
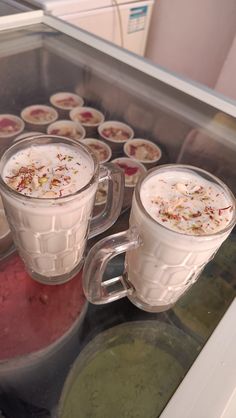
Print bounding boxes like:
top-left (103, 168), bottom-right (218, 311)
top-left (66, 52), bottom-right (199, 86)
top-left (22, 0), bottom-right (155, 56)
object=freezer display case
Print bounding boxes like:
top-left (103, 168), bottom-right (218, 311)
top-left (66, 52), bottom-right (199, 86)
top-left (0, 13), bottom-right (235, 418)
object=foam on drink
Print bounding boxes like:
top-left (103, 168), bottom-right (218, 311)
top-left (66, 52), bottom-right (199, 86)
top-left (140, 170), bottom-right (233, 235)
top-left (3, 144), bottom-right (93, 198)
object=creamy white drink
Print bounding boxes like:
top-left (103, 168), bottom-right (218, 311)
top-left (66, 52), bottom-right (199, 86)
top-left (1, 143), bottom-right (97, 283)
top-left (125, 167), bottom-right (235, 310)
top-left (141, 170), bottom-right (233, 235)
top-left (3, 144), bottom-right (93, 198)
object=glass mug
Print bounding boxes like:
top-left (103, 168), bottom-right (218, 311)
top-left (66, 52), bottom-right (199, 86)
top-left (0, 135), bottom-right (124, 285)
top-left (83, 165), bottom-right (236, 312)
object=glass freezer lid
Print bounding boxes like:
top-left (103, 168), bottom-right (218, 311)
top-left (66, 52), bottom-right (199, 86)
top-left (0, 19), bottom-right (235, 418)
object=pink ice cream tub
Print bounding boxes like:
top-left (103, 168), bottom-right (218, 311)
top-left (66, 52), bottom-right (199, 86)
top-left (0, 253), bottom-right (87, 409)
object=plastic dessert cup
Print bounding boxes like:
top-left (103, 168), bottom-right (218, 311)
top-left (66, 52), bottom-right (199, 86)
top-left (0, 253), bottom-right (87, 409)
top-left (21, 105), bottom-right (58, 132)
top-left (92, 180), bottom-right (109, 217)
top-left (82, 138), bottom-right (112, 164)
top-left (90, 140), bottom-right (112, 215)
top-left (98, 121), bottom-right (134, 155)
top-left (124, 138), bottom-right (162, 169)
top-left (0, 114), bottom-right (25, 149)
top-left (91, 146), bottom-right (120, 216)
top-left (50, 92), bottom-right (84, 117)
top-left (83, 164), bottom-right (236, 313)
top-left (112, 157), bottom-right (146, 207)
top-left (70, 107), bottom-right (105, 137)
top-left (83, 138), bottom-right (112, 212)
top-left (58, 321), bottom-right (199, 418)
top-left (47, 120), bottom-right (86, 141)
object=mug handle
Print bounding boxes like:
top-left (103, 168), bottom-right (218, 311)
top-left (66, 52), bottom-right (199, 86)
top-left (83, 227), bottom-right (142, 304)
top-left (88, 163), bottom-right (125, 239)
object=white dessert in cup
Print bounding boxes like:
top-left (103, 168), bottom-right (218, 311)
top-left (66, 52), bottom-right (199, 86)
top-left (112, 157), bottom-right (146, 208)
top-left (98, 121), bottom-right (134, 153)
top-left (95, 181), bottom-right (108, 206)
top-left (0, 195), bottom-right (12, 254)
top-left (0, 114), bottom-right (24, 139)
top-left (21, 105), bottom-right (58, 131)
top-left (126, 166), bottom-right (235, 310)
top-left (47, 120), bottom-right (86, 141)
top-left (124, 138), bottom-right (162, 168)
top-left (70, 107), bottom-right (105, 136)
top-left (0, 139), bottom-right (97, 284)
top-left (50, 92), bottom-right (84, 110)
top-left (82, 138), bottom-right (112, 164)
top-left (112, 157), bottom-right (146, 188)
top-left (81, 139), bottom-right (112, 207)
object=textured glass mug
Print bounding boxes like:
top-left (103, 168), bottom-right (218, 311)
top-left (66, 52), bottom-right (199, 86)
top-left (0, 135), bottom-right (124, 285)
top-left (83, 165), bottom-right (236, 312)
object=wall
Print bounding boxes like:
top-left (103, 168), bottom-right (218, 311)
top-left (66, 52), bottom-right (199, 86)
top-left (145, 0), bottom-right (236, 89)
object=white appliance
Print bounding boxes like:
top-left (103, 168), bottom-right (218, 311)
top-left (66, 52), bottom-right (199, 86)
top-left (23, 0), bottom-right (155, 56)
top-left (0, 10), bottom-right (236, 417)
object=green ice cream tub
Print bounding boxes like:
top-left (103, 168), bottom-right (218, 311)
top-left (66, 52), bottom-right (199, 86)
top-left (58, 320), bottom-right (200, 418)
